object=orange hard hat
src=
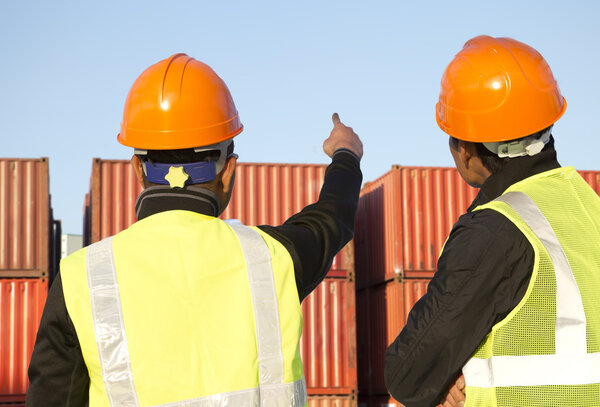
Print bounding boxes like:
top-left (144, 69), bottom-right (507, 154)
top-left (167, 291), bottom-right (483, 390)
top-left (118, 53), bottom-right (243, 150)
top-left (436, 35), bottom-right (566, 143)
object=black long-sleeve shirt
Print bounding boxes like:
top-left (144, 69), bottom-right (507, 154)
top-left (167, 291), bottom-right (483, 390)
top-left (27, 151), bottom-right (362, 406)
top-left (384, 142), bottom-right (561, 407)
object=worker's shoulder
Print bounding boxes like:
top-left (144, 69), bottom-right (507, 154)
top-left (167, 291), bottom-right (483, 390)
top-left (449, 207), bottom-right (527, 252)
top-left (254, 225), bottom-right (293, 253)
top-left (456, 206), bottom-right (520, 234)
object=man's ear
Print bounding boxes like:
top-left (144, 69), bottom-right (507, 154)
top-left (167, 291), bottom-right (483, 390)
top-left (458, 140), bottom-right (476, 170)
top-left (220, 155), bottom-right (237, 194)
top-left (131, 155), bottom-right (146, 188)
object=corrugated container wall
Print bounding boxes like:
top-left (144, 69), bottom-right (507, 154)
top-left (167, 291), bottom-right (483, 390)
top-left (355, 166), bottom-right (477, 288)
top-left (302, 279), bottom-right (356, 394)
top-left (308, 395), bottom-right (357, 407)
top-left (356, 167), bottom-right (600, 289)
top-left (578, 170), bottom-right (600, 195)
top-left (84, 160), bottom-right (350, 276)
top-left (0, 279), bottom-right (48, 395)
top-left (0, 158), bottom-right (50, 278)
top-left (83, 159), bottom-right (356, 395)
top-left (357, 278), bottom-right (432, 395)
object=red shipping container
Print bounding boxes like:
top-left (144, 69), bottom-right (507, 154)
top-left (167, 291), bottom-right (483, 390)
top-left (308, 395), bottom-right (357, 407)
top-left (0, 158), bottom-right (51, 278)
top-left (83, 159), bottom-right (356, 394)
top-left (578, 170), bottom-right (600, 195)
top-left (355, 166), bottom-right (477, 289)
top-left (356, 166), bottom-right (600, 289)
top-left (0, 393), bottom-right (25, 406)
top-left (302, 278), bottom-right (356, 395)
top-left (84, 159), bottom-right (351, 276)
top-left (0, 279), bottom-right (48, 396)
top-left (357, 278), bottom-right (431, 395)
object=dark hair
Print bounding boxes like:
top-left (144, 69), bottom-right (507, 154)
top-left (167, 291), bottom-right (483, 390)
top-left (452, 126), bottom-right (553, 174)
top-left (474, 143), bottom-right (511, 174)
top-left (139, 141), bottom-right (235, 164)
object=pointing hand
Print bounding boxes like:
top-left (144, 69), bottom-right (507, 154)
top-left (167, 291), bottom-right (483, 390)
top-left (323, 113), bottom-right (363, 160)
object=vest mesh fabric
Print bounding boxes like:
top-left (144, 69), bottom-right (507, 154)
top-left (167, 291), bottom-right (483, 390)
top-left (464, 167), bottom-right (600, 406)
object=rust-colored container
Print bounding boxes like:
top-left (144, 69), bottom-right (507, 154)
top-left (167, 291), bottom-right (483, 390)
top-left (356, 278), bottom-right (432, 395)
top-left (84, 159), bottom-right (141, 246)
top-left (302, 278), bottom-right (356, 395)
top-left (308, 395), bottom-right (357, 407)
top-left (0, 158), bottom-right (50, 278)
top-left (83, 159), bottom-right (357, 393)
top-left (84, 160), bottom-right (351, 276)
top-left (578, 170), bottom-right (600, 195)
top-left (355, 166), bottom-right (477, 288)
top-left (0, 279), bottom-right (48, 395)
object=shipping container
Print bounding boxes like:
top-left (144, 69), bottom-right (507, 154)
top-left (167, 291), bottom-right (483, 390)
top-left (84, 159), bottom-right (352, 276)
top-left (0, 393), bottom-right (25, 406)
top-left (578, 170), bottom-right (600, 195)
top-left (308, 395), bottom-right (357, 407)
top-left (356, 166), bottom-right (600, 289)
top-left (355, 166), bottom-right (477, 288)
top-left (0, 279), bottom-right (48, 395)
top-left (0, 393), bottom-right (25, 405)
top-left (83, 158), bottom-right (356, 394)
top-left (356, 278), bottom-right (431, 395)
top-left (302, 278), bottom-right (356, 394)
top-left (0, 158), bottom-right (51, 278)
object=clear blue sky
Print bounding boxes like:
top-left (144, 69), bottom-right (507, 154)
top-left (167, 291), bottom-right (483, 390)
top-left (1, 1), bottom-right (599, 234)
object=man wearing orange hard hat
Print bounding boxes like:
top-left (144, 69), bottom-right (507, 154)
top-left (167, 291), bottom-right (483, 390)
top-left (385, 36), bottom-right (600, 406)
top-left (27, 53), bottom-right (363, 406)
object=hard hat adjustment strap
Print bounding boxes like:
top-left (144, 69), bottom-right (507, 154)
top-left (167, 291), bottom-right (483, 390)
top-left (135, 139), bottom-right (234, 187)
top-left (194, 139), bottom-right (234, 174)
top-left (143, 161), bottom-right (216, 187)
top-left (483, 128), bottom-right (552, 158)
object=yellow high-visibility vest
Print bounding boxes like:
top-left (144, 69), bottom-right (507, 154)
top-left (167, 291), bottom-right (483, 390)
top-left (463, 167), bottom-right (600, 406)
top-left (61, 210), bottom-right (307, 406)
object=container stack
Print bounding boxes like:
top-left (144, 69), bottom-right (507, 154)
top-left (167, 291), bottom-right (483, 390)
top-left (0, 158), bottom-right (55, 405)
top-left (83, 159), bottom-right (357, 406)
top-left (354, 166), bottom-right (477, 406)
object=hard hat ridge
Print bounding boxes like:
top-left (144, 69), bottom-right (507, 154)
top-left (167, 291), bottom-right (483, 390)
top-left (118, 53), bottom-right (243, 150)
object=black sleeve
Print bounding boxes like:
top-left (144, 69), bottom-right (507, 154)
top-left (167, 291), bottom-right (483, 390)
top-left (26, 273), bottom-right (90, 406)
top-left (384, 209), bottom-right (535, 407)
top-left (258, 150), bottom-right (362, 301)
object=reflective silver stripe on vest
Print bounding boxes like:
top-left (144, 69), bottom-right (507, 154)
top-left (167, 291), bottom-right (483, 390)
top-left (87, 237), bottom-right (140, 407)
top-left (86, 223), bottom-right (307, 406)
top-left (463, 352), bottom-right (600, 387)
top-left (154, 376), bottom-right (307, 407)
top-left (463, 191), bottom-right (598, 388)
top-left (496, 191), bottom-right (586, 354)
top-left (224, 221), bottom-right (286, 388)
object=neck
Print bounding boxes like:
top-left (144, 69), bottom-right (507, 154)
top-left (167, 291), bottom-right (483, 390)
top-left (135, 185), bottom-right (221, 220)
